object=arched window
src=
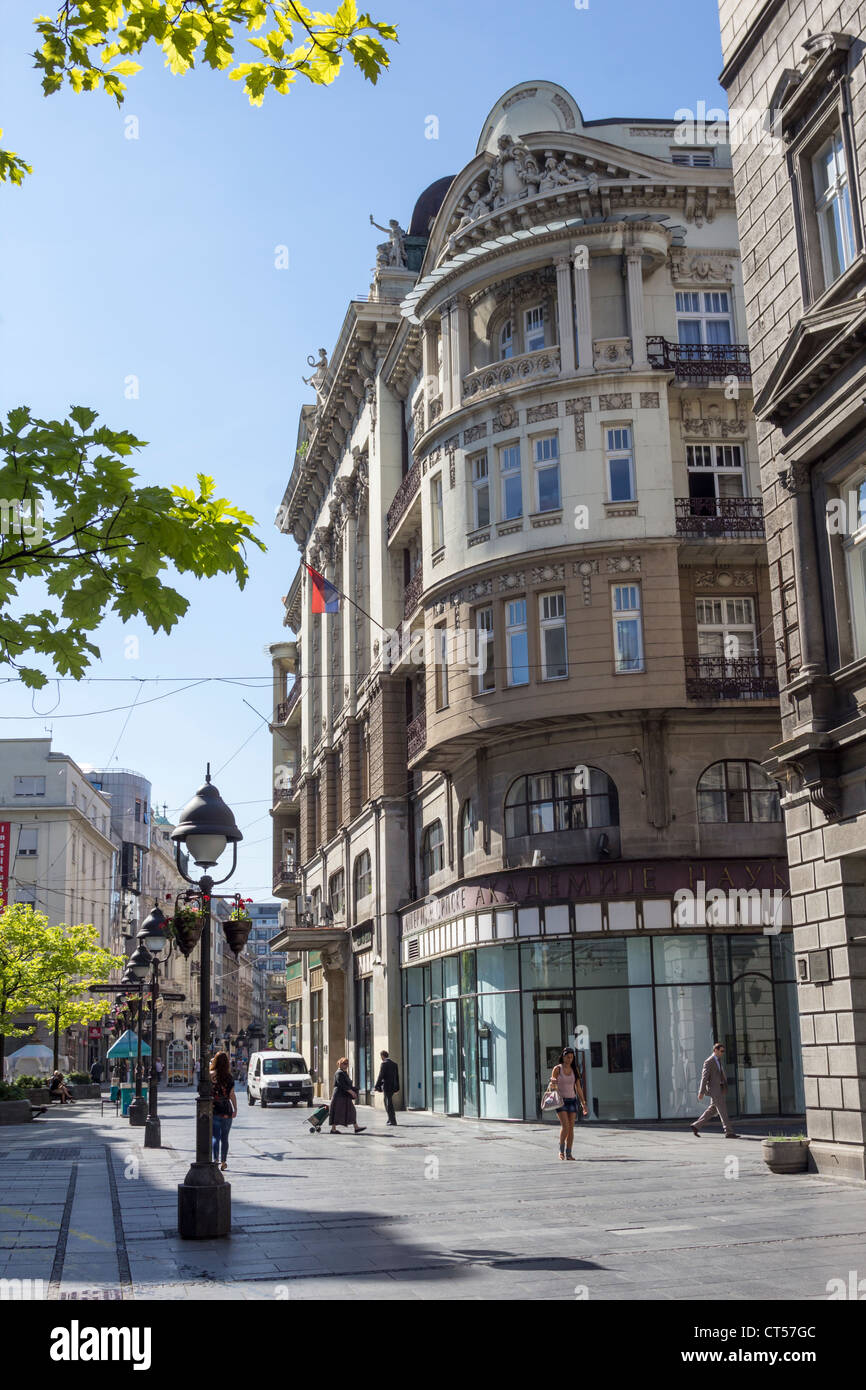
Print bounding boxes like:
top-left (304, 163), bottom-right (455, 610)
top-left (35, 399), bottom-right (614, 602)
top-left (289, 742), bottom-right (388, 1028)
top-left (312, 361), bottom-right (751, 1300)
top-left (421, 821), bottom-right (445, 881)
top-left (697, 760), bottom-right (781, 823)
top-left (353, 850), bottom-right (372, 909)
top-left (460, 800), bottom-right (478, 857)
top-left (505, 767), bottom-right (619, 837)
top-left (499, 319), bottom-right (513, 360)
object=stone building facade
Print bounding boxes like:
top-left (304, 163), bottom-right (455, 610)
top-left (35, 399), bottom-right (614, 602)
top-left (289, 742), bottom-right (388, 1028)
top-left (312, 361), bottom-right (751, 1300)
top-left (719, 3), bottom-right (866, 1177)
top-left (270, 82), bottom-right (802, 1123)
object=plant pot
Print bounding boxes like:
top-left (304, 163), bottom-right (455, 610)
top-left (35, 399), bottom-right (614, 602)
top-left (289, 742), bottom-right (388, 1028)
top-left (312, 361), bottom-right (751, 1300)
top-left (0, 1101), bottom-right (34, 1125)
top-left (223, 919), bottom-right (252, 957)
top-left (172, 913), bottom-right (205, 957)
top-left (762, 1138), bottom-right (810, 1173)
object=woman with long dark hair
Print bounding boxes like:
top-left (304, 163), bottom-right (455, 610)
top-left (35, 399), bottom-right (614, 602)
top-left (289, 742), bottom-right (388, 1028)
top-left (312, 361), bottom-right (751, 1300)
top-left (549, 1046), bottom-right (587, 1161)
top-left (210, 1051), bottom-right (237, 1171)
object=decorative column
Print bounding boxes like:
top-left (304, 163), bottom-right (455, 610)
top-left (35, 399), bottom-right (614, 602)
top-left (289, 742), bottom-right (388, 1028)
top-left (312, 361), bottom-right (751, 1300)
top-left (453, 295), bottom-right (469, 407)
top-left (422, 321), bottom-right (438, 429)
top-left (572, 245), bottom-right (593, 374)
top-left (439, 303), bottom-right (453, 413)
top-left (555, 254), bottom-right (576, 374)
top-left (625, 246), bottom-right (649, 370)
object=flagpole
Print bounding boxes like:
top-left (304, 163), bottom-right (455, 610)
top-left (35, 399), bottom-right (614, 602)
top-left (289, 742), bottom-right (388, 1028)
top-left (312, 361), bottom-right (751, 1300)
top-left (305, 563), bottom-right (390, 634)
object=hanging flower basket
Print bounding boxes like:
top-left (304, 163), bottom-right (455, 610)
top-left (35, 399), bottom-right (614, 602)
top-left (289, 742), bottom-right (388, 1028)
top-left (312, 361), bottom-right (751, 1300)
top-left (223, 919), bottom-right (252, 957)
top-left (171, 906), bottom-right (205, 958)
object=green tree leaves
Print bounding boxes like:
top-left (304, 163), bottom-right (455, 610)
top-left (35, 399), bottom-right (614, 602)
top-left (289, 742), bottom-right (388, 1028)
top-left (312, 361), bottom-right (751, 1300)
top-left (0, 406), bottom-right (265, 688)
top-left (0, 130), bottom-right (33, 186)
top-left (31, 2), bottom-right (398, 109)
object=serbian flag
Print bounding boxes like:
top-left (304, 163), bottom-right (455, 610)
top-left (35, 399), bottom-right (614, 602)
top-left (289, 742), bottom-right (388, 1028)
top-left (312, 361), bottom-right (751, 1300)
top-left (306, 563), bottom-right (340, 614)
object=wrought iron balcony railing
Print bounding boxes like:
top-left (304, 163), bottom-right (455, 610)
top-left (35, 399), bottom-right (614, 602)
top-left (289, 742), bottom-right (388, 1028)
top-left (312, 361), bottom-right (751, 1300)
top-left (404, 567), bottom-right (424, 618)
top-left (273, 867), bottom-right (299, 890)
top-left (675, 496), bottom-right (765, 538)
top-left (387, 458), bottom-right (422, 537)
top-left (407, 711), bottom-right (427, 761)
top-left (274, 679), bottom-right (301, 724)
top-left (272, 778), bottom-right (297, 806)
top-left (647, 337), bottom-right (751, 381)
top-left (685, 656), bottom-right (778, 701)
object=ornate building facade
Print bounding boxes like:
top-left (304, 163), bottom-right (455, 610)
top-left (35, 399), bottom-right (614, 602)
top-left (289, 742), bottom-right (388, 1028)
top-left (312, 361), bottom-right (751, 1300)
top-left (719, 3), bottom-right (866, 1177)
top-left (270, 82), bottom-right (802, 1123)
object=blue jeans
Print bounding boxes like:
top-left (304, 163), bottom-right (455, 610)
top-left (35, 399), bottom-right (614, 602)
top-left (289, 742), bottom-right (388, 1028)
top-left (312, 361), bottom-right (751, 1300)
top-left (212, 1115), bottom-right (232, 1162)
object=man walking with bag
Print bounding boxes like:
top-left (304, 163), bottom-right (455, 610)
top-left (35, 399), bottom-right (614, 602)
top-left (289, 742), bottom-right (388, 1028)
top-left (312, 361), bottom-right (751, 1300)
top-left (692, 1041), bottom-right (740, 1138)
top-left (374, 1050), bottom-right (400, 1126)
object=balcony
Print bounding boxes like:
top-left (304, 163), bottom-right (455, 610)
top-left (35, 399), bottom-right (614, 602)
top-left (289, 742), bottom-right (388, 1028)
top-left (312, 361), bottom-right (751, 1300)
top-left (685, 656), bottom-right (778, 701)
top-left (274, 679), bottom-right (301, 724)
top-left (407, 711), bottom-right (427, 761)
top-left (404, 567), bottom-right (424, 619)
top-left (387, 459), bottom-right (422, 538)
top-left (675, 497), bottom-right (764, 539)
top-left (272, 780), bottom-right (297, 809)
top-left (272, 866), bottom-right (299, 897)
top-left (462, 347), bottom-right (561, 403)
top-left (647, 337), bottom-right (751, 382)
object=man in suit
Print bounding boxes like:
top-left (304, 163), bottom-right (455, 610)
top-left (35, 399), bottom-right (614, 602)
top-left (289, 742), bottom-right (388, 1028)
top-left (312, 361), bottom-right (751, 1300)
top-left (374, 1050), bottom-right (400, 1126)
top-left (692, 1042), bottom-right (739, 1138)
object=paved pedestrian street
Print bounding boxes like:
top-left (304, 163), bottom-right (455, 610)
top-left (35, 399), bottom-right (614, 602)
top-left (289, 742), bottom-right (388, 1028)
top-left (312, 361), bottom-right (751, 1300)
top-left (0, 1092), bottom-right (862, 1302)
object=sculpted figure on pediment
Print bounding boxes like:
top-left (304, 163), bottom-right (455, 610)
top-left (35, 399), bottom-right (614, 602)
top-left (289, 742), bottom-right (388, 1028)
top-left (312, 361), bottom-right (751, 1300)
top-left (303, 348), bottom-right (329, 408)
top-left (538, 151), bottom-right (577, 193)
top-left (456, 180), bottom-right (493, 229)
top-left (488, 134), bottom-right (540, 208)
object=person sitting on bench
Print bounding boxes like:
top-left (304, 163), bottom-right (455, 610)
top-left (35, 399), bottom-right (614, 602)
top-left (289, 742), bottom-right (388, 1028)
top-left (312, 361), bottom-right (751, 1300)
top-left (48, 1071), bottom-right (73, 1104)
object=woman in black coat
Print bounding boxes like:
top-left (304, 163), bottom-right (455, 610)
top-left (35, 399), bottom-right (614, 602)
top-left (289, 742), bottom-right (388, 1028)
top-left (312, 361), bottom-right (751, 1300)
top-left (329, 1057), bottom-right (366, 1134)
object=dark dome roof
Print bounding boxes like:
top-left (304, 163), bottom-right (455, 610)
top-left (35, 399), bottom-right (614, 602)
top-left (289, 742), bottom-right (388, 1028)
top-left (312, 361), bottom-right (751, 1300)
top-left (409, 175), bottom-right (455, 237)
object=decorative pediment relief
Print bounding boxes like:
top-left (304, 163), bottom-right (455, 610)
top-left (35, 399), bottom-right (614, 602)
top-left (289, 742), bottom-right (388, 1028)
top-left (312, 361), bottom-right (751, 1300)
top-left (680, 401), bottom-right (748, 438)
top-left (754, 296), bottom-right (866, 425)
top-left (669, 249), bottom-right (737, 284)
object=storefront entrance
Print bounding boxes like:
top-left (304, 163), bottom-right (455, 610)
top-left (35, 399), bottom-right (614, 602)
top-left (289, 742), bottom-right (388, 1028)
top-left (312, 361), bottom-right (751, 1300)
top-left (533, 994), bottom-right (574, 1119)
top-left (355, 976), bottom-right (373, 1104)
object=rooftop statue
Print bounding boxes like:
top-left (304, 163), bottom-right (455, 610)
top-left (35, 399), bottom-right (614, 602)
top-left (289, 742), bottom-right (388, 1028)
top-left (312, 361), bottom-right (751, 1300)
top-left (370, 215), bottom-right (407, 268)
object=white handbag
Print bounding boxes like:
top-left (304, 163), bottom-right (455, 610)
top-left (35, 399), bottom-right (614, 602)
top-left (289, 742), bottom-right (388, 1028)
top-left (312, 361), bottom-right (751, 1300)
top-left (541, 1088), bottom-right (562, 1111)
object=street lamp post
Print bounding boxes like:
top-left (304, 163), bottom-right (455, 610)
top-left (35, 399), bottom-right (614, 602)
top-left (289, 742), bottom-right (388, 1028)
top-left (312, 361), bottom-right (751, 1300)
top-left (126, 947), bottom-right (151, 1127)
top-left (140, 905), bottom-right (171, 1149)
top-left (171, 767), bottom-right (245, 1241)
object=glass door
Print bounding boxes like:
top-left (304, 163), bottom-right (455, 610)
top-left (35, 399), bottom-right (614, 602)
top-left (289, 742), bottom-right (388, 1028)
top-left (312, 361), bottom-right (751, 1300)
top-left (444, 1001), bottom-right (460, 1114)
top-left (460, 996), bottom-right (479, 1118)
top-left (355, 977), bottom-right (373, 1103)
top-left (732, 972), bottom-right (779, 1114)
top-left (533, 994), bottom-right (575, 1120)
top-left (431, 1004), bottom-right (445, 1111)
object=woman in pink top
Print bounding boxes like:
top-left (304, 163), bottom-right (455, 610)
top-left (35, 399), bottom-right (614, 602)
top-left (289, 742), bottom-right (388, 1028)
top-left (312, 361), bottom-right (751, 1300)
top-left (548, 1046), bottom-right (587, 1161)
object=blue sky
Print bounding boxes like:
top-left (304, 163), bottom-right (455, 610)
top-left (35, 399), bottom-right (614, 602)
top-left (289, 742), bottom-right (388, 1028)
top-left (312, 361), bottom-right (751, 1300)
top-left (0, 1), bottom-right (728, 903)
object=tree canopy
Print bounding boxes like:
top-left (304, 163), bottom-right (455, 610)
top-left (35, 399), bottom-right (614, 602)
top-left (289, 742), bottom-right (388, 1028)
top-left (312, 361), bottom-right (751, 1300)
top-left (0, 2), bottom-right (398, 180)
top-left (0, 406), bottom-right (265, 687)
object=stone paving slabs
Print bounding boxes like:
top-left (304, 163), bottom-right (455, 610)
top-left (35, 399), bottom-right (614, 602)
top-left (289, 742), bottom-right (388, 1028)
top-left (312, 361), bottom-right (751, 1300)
top-left (0, 1092), bottom-right (862, 1300)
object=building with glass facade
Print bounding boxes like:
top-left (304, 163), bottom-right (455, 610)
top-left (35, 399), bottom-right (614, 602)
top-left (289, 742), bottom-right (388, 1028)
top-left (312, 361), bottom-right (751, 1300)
top-left (269, 80), bottom-right (805, 1125)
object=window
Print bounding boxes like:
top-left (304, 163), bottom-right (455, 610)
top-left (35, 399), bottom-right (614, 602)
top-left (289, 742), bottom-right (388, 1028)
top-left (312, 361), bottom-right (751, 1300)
top-left (460, 800), bottom-right (477, 857)
top-left (421, 821), bottom-right (445, 881)
top-left (353, 851), bottom-right (372, 908)
top-left (14, 776), bottom-right (45, 797)
top-left (696, 597), bottom-right (756, 668)
top-left (328, 870), bottom-right (345, 918)
top-left (476, 606), bottom-right (495, 693)
top-left (430, 474), bottom-right (444, 551)
top-left (605, 426), bottom-right (635, 502)
top-left (17, 888), bottom-right (36, 908)
top-left (539, 592), bottom-right (568, 680)
top-left (499, 319), bottom-right (513, 359)
top-left (434, 624), bottom-right (449, 709)
top-left (812, 132), bottom-right (856, 285)
top-left (505, 599), bottom-right (529, 687)
top-left (310, 886), bottom-right (321, 922)
top-left (697, 760), bottom-right (781, 824)
top-left (71, 834), bottom-right (77, 865)
top-left (499, 443), bottom-right (522, 520)
top-left (471, 453), bottom-right (490, 530)
top-left (505, 767), bottom-right (619, 837)
top-left (675, 290), bottom-right (732, 345)
top-left (671, 148), bottom-right (715, 167)
top-left (686, 444), bottom-right (745, 503)
top-left (17, 827), bottom-right (37, 857)
top-left (524, 304), bottom-right (545, 352)
top-left (612, 585), bottom-right (644, 672)
top-left (533, 435), bottom-right (560, 513)
top-left (842, 475), bottom-right (866, 657)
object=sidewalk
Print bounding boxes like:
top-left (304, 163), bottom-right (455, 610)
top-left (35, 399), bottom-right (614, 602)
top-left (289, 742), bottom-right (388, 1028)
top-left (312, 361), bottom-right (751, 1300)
top-left (0, 1091), bottom-right (862, 1300)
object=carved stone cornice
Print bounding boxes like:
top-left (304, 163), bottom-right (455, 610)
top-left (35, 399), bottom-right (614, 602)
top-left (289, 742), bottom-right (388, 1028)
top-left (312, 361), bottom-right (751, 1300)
top-left (669, 249), bottom-right (738, 284)
top-left (777, 462), bottom-right (811, 495)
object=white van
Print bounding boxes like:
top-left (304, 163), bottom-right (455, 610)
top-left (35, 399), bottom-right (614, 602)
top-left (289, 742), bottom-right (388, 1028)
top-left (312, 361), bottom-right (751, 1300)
top-left (247, 1051), bottom-right (314, 1108)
